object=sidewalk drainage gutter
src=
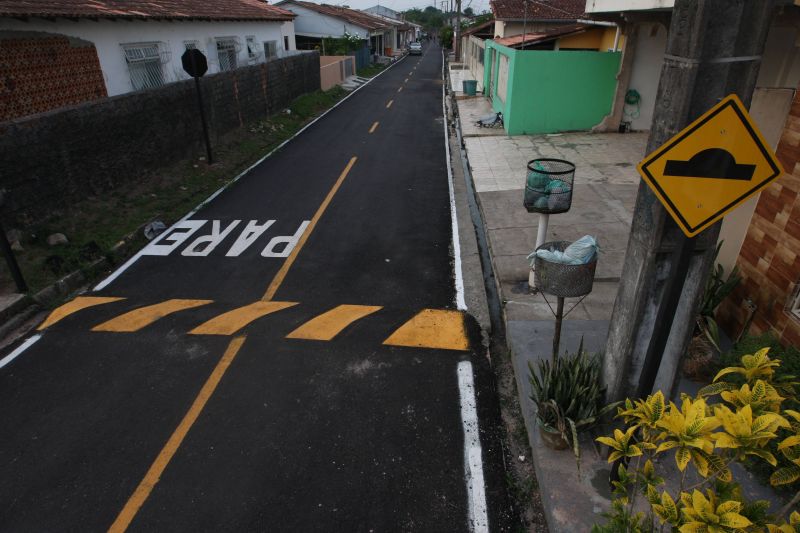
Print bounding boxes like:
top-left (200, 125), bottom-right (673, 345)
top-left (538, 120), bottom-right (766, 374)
top-left (446, 77), bottom-right (506, 349)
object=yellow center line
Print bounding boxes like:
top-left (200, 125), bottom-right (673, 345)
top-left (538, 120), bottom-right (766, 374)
top-left (262, 156), bottom-right (358, 301)
top-left (404, 78), bottom-right (409, 83)
top-left (369, 121), bottom-right (379, 134)
top-left (108, 336), bottom-right (247, 533)
top-left (386, 99), bottom-right (394, 109)
top-left (398, 87), bottom-right (403, 93)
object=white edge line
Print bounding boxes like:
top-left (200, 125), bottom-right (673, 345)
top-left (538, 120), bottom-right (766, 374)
top-left (442, 49), bottom-right (467, 311)
top-left (458, 361), bottom-right (489, 533)
top-left (0, 334), bottom-right (42, 370)
top-left (94, 54), bottom-right (409, 292)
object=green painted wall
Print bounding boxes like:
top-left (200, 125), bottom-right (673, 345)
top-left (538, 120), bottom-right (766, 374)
top-left (483, 42), bottom-right (621, 135)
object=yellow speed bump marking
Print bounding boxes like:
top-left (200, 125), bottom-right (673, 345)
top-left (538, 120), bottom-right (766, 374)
top-left (189, 301), bottom-right (298, 335)
top-left (108, 336), bottom-right (246, 533)
top-left (386, 99), bottom-right (394, 109)
top-left (38, 296), bottom-right (125, 330)
top-left (383, 309), bottom-right (469, 351)
top-left (92, 299), bottom-right (212, 332)
top-left (287, 304), bottom-right (382, 341)
top-left (369, 121), bottom-right (379, 134)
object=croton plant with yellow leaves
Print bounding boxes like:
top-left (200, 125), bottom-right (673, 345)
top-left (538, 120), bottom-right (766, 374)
top-left (592, 348), bottom-right (800, 532)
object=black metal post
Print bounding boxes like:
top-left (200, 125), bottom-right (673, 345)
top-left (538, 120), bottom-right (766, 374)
top-left (635, 230), bottom-right (697, 399)
top-left (193, 76), bottom-right (213, 165)
top-left (552, 296), bottom-right (564, 362)
top-left (0, 219), bottom-right (27, 293)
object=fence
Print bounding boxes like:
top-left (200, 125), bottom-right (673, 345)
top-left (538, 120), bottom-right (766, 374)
top-left (0, 51), bottom-right (321, 224)
top-left (320, 56), bottom-right (356, 91)
top-left (349, 45), bottom-right (371, 70)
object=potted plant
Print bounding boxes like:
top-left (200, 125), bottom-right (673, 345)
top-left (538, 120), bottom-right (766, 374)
top-left (528, 341), bottom-right (618, 459)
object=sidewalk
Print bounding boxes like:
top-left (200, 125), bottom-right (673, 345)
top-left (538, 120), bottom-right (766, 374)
top-left (454, 91), bottom-right (647, 531)
top-left (452, 90), bottom-right (788, 530)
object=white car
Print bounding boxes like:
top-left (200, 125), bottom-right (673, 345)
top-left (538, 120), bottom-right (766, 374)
top-left (409, 42), bottom-right (422, 55)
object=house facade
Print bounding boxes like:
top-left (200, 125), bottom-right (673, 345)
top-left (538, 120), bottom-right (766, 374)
top-left (0, 0), bottom-right (297, 114)
top-left (584, 0), bottom-right (800, 347)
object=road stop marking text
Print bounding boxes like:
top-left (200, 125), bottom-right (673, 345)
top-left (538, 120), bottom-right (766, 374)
top-left (141, 219), bottom-right (311, 258)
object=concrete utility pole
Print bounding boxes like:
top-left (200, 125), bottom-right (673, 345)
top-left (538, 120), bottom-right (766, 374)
top-left (455, 0), bottom-right (462, 58)
top-left (603, 0), bottom-right (776, 402)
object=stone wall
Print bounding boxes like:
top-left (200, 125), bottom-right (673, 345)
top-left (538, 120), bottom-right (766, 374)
top-left (718, 89), bottom-right (800, 347)
top-left (0, 51), bottom-right (320, 224)
top-left (0, 34), bottom-right (107, 121)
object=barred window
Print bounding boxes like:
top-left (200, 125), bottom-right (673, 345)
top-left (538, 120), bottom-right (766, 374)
top-left (184, 41), bottom-right (198, 50)
top-left (123, 43), bottom-right (164, 91)
top-left (246, 36), bottom-right (258, 59)
top-left (216, 38), bottom-right (238, 71)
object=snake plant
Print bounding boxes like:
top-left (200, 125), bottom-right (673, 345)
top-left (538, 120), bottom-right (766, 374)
top-left (528, 339), bottom-right (618, 460)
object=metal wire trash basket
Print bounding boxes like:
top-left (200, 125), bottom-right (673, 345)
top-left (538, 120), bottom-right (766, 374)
top-left (523, 159), bottom-right (575, 214)
top-left (533, 241), bottom-right (597, 297)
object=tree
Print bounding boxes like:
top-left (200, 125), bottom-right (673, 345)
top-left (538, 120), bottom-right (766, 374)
top-left (463, 7), bottom-right (474, 17)
top-left (403, 6), bottom-right (444, 31)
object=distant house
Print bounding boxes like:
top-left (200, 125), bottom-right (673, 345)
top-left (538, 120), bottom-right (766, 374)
top-left (363, 5), bottom-right (401, 20)
top-left (0, 0), bottom-right (297, 119)
top-left (277, 1), bottom-right (401, 59)
top-left (489, 0), bottom-right (585, 38)
top-left (459, 19), bottom-right (495, 92)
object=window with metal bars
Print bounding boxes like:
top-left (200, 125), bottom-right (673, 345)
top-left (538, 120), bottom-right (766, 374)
top-left (246, 36), bottom-right (258, 60)
top-left (216, 39), bottom-right (238, 71)
top-left (123, 43), bottom-right (164, 91)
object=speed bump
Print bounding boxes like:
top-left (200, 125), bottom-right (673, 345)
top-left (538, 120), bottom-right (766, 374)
top-left (383, 309), bottom-right (469, 351)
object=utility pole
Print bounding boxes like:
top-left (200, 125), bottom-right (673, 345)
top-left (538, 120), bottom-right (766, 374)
top-left (455, 0), bottom-right (461, 58)
top-left (602, 0), bottom-right (776, 402)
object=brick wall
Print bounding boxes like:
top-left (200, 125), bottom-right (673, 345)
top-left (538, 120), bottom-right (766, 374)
top-left (0, 35), bottom-right (107, 121)
top-left (718, 89), bottom-right (800, 347)
top-left (0, 51), bottom-right (321, 224)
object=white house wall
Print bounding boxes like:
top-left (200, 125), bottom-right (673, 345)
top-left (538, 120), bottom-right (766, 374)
top-left (281, 5), bottom-right (370, 40)
top-left (626, 22), bottom-right (667, 131)
top-left (0, 18), bottom-right (297, 96)
top-left (584, 0), bottom-right (674, 13)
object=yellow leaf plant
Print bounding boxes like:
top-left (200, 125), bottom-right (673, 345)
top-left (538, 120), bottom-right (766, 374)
top-left (592, 348), bottom-right (800, 533)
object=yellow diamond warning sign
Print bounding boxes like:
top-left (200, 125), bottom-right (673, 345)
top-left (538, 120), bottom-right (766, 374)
top-left (637, 94), bottom-right (783, 237)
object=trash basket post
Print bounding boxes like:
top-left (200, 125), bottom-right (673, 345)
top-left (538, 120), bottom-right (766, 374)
top-left (529, 212), bottom-right (550, 289)
top-left (552, 296), bottom-right (564, 361)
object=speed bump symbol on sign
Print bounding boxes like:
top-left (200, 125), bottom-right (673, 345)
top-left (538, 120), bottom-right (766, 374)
top-left (637, 94), bottom-right (783, 237)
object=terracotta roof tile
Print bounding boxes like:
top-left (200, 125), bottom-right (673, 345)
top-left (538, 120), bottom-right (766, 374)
top-left (0, 0), bottom-right (295, 21)
top-left (490, 0), bottom-right (584, 21)
top-left (286, 1), bottom-right (390, 30)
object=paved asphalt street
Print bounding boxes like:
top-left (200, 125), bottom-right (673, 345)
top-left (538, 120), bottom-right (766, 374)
top-left (0, 44), bottom-right (510, 532)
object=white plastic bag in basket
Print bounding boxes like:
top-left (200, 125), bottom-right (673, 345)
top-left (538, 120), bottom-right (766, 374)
top-left (531, 235), bottom-right (598, 265)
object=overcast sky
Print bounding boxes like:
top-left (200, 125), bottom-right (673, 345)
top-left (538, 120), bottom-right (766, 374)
top-left (339, 0), bottom-right (492, 17)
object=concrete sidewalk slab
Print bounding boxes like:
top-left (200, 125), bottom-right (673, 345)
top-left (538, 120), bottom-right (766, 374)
top-left (508, 320), bottom-right (613, 532)
top-left (457, 97), bottom-right (506, 138)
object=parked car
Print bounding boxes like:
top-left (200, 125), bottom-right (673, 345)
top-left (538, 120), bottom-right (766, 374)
top-left (409, 42), bottom-right (422, 55)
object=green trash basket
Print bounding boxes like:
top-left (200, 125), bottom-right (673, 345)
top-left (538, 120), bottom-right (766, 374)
top-left (462, 80), bottom-right (477, 96)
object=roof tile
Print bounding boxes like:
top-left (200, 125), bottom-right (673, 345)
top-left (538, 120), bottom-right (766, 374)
top-left (0, 0), bottom-right (295, 21)
top-left (489, 0), bottom-right (584, 21)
